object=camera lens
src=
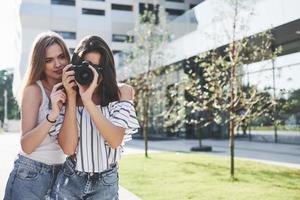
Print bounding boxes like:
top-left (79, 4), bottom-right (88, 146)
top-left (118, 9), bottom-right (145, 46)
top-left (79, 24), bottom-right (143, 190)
top-left (75, 67), bottom-right (94, 85)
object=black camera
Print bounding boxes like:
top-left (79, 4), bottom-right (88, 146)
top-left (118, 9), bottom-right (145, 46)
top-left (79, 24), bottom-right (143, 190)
top-left (70, 60), bottom-right (104, 85)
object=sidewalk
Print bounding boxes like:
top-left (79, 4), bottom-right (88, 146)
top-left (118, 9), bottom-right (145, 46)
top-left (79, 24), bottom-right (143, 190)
top-left (124, 138), bottom-right (300, 169)
top-left (0, 132), bottom-right (141, 200)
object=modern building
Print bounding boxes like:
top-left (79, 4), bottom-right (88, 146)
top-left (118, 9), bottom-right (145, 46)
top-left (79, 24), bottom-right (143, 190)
top-left (117, 0), bottom-right (300, 139)
top-left (19, 0), bottom-right (203, 78)
top-left (17, 0), bottom-right (300, 141)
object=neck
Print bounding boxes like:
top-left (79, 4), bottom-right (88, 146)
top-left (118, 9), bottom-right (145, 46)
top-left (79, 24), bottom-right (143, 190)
top-left (42, 78), bottom-right (59, 92)
top-left (77, 93), bottom-right (101, 106)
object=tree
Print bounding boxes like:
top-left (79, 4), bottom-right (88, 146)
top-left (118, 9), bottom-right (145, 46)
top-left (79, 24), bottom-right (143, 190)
top-left (181, 0), bottom-right (280, 178)
top-left (0, 69), bottom-right (20, 127)
top-left (123, 1), bottom-right (170, 157)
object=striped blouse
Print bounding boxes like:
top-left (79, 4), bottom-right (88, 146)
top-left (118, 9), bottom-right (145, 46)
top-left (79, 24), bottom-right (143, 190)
top-left (54, 100), bottom-right (140, 173)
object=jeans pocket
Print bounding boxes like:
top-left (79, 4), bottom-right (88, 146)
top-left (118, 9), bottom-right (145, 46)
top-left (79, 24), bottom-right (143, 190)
top-left (101, 171), bottom-right (119, 186)
top-left (63, 163), bottom-right (75, 177)
top-left (16, 165), bottom-right (39, 180)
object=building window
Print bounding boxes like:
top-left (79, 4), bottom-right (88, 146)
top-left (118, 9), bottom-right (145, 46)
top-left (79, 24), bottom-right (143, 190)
top-left (54, 31), bottom-right (76, 39)
top-left (139, 3), bottom-right (158, 15)
top-left (51, 0), bottom-right (75, 6)
top-left (190, 0), bottom-right (204, 9)
top-left (165, 0), bottom-right (184, 3)
top-left (112, 34), bottom-right (134, 43)
top-left (112, 50), bottom-right (121, 54)
top-left (139, 3), bottom-right (159, 24)
top-left (190, 4), bottom-right (197, 9)
top-left (82, 8), bottom-right (105, 16)
top-left (111, 4), bottom-right (133, 11)
top-left (165, 8), bottom-right (185, 16)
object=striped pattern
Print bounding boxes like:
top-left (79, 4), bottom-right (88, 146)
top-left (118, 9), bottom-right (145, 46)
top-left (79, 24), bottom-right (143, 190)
top-left (48, 112), bottom-right (64, 137)
top-left (74, 100), bottom-right (139, 173)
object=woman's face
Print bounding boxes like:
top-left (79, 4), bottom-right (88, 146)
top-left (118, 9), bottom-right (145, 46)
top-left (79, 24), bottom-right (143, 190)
top-left (44, 43), bottom-right (68, 82)
top-left (84, 51), bottom-right (101, 65)
top-left (83, 51), bottom-right (102, 86)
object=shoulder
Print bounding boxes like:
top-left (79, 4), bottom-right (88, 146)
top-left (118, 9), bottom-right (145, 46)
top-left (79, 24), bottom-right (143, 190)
top-left (24, 84), bottom-right (41, 95)
top-left (118, 83), bottom-right (135, 101)
top-left (22, 84), bottom-right (42, 106)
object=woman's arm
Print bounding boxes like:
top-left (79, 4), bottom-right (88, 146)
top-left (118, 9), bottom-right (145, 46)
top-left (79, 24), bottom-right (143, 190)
top-left (57, 96), bottom-right (78, 155)
top-left (85, 85), bottom-right (134, 148)
top-left (84, 101), bottom-right (124, 148)
top-left (21, 83), bottom-right (66, 154)
top-left (78, 66), bottom-right (134, 148)
top-left (57, 65), bottom-right (79, 155)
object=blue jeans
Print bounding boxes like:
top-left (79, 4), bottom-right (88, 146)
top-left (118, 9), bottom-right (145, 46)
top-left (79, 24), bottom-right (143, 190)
top-left (4, 154), bottom-right (62, 200)
top-left (51, 157), bottom-right (119, 200)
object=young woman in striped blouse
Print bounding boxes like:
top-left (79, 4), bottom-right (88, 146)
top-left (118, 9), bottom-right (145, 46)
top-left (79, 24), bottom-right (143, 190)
top-left (51, 35), bottom-right (139, 199)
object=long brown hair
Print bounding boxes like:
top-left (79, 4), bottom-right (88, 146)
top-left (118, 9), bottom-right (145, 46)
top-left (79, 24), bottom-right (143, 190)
top-left (19, 31), bottom-right (70, 103)
top-left (72, 35), bottom-right (120, 106)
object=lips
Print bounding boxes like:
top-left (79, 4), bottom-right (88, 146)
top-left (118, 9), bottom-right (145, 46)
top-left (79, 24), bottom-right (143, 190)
top-left (54, 69), bottom-right (63, 75)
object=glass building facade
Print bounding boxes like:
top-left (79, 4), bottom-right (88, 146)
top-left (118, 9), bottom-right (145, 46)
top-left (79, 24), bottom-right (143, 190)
top-left (116, 0), bottom-right (300, 143)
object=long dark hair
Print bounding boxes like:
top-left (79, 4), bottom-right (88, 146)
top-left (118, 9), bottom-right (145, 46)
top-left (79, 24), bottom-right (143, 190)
top-left (72, 35), bottom-right (120, 106)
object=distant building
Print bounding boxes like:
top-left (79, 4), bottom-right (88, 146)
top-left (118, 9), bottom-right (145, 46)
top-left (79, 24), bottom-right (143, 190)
top-left (117, 0), bottom-right (300, 139)
top-left (19, 0), bottom-right (203, 80)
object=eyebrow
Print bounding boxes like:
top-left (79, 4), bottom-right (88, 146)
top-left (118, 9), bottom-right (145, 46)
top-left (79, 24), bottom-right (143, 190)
top-left (45, 53), bottom-right (65, 60)
top-left (86, 60), bottom-right (100, 67)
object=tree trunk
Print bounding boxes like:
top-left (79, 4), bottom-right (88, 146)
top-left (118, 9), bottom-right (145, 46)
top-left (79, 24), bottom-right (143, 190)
top-left (229, 0), bottom-right (238, 179)
top-left (229, 118), bottom-right (235, 178)
top-left (144, 99), bottom-right (149, 158)
top-left (197, 123), bottom-right (202, 147)
top-left (271, 58), bottom-right (278, 143)
top-left (143, 49), bottom-right (152, 158)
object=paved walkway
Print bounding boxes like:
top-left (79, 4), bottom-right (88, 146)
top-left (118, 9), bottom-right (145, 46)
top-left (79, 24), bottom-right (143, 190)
top-left (0, 132), bottom-right (141, 200)
top-left (124, 138), bottom-right (300, 169)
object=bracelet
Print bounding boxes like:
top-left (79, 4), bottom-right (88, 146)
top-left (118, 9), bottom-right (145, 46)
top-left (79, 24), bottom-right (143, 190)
top-left (46, 114), bottom-right (56, 123)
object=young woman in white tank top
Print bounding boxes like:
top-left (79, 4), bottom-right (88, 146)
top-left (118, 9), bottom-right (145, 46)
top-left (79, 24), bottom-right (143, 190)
top-left (4, 32), bottom-right (70, 200)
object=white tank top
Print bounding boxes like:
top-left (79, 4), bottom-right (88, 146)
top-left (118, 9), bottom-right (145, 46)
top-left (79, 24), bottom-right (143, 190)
top-left (20, 80), bottom-right (66, 165)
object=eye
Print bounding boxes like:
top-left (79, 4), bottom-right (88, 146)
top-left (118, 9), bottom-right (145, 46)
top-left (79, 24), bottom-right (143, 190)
top-left (45, 59), bottom-right (52, 63)
top-left (59, 54), bottom-right (66, 59)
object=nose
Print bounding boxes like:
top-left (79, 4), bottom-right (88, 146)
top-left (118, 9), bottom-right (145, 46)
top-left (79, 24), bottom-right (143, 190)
top-left (54, 58), bottom-right (62, 68)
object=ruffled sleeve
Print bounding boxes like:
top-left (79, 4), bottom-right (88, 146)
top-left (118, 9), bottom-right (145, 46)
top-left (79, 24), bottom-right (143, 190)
top-left (109, 100), bottom-right (140, 142)
top-left (48, 107), bottom-right (65, 138)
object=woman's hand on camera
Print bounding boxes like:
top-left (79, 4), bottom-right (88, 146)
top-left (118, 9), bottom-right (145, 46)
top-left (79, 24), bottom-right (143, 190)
top-left (49, 82), bottom-right (66, 119)
top-left (62, 64), bottom-right (77, 98)
top-left (77, 65), bottom-right (100, 104)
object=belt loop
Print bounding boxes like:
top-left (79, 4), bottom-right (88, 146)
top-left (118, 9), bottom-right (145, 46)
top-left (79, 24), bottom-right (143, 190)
top-left (87, 172), bottom-right (92, 180)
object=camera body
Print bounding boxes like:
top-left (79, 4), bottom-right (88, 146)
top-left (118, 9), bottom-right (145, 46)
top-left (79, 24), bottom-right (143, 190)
top-left (70, 60), bottom-right (104, 85)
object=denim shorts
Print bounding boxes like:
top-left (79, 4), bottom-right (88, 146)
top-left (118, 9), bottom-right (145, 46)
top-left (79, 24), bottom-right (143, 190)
top-left (3, 154), bottom-right (62, 200)
top-left (51, 157), bottom-right (119, 200)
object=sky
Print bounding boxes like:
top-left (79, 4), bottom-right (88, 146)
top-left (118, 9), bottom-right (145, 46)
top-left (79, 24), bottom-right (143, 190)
top-left (0, 1), bottom-right (22, 70)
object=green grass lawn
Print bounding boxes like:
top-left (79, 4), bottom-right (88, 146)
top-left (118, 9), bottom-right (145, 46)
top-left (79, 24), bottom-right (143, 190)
top-left (119, 153), bottom-right (300, 200)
